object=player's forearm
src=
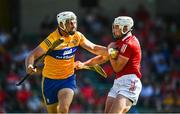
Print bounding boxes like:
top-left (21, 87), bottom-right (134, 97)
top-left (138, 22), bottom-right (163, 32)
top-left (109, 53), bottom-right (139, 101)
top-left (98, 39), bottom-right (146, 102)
top-left (25, 53), bottom-right (35, 69)
top-left (25, 47), bottom-right (43, 68)
top-left (80, 41), bottom-right (108, 56)
top-left (109, 59), bottom-right (118, 72)
top-left (93, 45), bottom-right (108, 56)
top-left (26, 46), bottom-right (46, 68)
top-left (109, 58), bottom-right (123, 73)
top-left (84, 55), bottom-right (108, 66)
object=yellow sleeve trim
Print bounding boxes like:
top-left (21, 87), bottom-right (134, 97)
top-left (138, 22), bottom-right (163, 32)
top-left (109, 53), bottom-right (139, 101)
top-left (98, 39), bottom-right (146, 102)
top-left (39, 38), bottom-right (52, 52)
top-left (44, 39), bottom-right (52, 47)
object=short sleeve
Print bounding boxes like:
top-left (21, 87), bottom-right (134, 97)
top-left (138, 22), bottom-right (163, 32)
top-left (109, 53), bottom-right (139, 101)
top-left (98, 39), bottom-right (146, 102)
top-left (77, 32), bottom-right (86, 45)
top-left (39, 34), bottom-right (54, 52)
top-left (118, 43), bottom-right (131, 58)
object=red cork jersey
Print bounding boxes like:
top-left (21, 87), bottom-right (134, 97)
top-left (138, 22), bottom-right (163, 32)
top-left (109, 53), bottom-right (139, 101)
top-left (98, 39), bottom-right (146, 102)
top-left (115, 34), bottom-right (142, 79)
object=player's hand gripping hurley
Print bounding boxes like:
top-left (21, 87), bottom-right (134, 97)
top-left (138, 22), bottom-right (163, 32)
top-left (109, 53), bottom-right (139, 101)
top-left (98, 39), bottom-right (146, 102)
top-left (16, 38), bottom-right (64, 86)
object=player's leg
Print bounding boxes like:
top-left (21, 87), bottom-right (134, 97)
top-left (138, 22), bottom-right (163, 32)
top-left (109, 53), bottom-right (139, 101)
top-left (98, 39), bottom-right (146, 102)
top-left (41, 76), bottom-right (59, 113)
top-left (109, 94), bottom-right (132, 114)
top-left (108, 74), bottom-right (142, 114)
top-left (46, 103), bottom-right (58, 113)
top-left (57, 88), bottom-right (74, 113)
top-left (104, 96), bottom-right (114, 113)
top-left (41, 76), bottom-right (75, 113)
top-left (104, 86), bottom-right (117, 113)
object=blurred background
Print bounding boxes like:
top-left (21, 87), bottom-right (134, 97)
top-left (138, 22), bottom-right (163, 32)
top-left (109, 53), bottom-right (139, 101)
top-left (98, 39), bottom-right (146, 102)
top-left (0, 0), bottom-right (180, 113)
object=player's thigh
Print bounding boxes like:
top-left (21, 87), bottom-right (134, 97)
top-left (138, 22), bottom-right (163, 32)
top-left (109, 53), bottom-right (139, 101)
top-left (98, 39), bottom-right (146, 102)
top-left (104, 96), bottom-right (115, 113)
top-left (46, 103), bottom-right (58, 113)
top-left (110, 94), bottom-right (132, 113)
top-left (57, 88), bottom-right (74, 107)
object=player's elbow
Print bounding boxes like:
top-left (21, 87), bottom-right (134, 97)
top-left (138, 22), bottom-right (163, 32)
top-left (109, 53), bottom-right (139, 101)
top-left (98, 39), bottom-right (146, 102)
top-left (113, 68), bottom-right (121, 73)
top-left (26, 52), bottom-right (32, 61)
top-left (112, 65), bottom-right (123, 73)
top-left (101, 56), bottom-right (109, 63)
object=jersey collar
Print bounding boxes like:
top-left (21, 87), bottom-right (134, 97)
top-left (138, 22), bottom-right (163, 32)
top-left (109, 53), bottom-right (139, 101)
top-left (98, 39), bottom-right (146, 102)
top-left (58, 27), bottom-right (63, 36)
top-left (122, 32), bottom-right (132, 41)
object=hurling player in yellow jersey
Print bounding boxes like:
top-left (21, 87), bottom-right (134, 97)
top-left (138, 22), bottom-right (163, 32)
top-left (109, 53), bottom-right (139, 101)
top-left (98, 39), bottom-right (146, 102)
top-left (25, 11), bottom-right (108, 113)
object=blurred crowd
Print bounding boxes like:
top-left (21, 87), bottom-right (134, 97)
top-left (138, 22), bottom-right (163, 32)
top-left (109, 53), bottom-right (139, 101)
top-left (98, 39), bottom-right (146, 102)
top-left (0, 4), bottom-right (180, 113)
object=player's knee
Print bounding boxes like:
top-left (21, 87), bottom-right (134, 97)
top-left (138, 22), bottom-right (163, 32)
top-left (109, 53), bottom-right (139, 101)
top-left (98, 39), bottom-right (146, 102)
top-left (57, 104), bottom-right (69, 113)
top-left (118, 105), bottom-right (127, 113)
top-left (104, 108), bottom-right (111, 114)
top-left (104, 106), bottom-right (111, 113)
top-left (122, 106), bottom-right (131, 113)
top-left (104, 109), bottom-right (108, 113)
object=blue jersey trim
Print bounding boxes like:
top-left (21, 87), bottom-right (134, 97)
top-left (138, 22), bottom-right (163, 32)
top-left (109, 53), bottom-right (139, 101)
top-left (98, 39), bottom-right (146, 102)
top-left (48, 46), bottom-right (78, 59)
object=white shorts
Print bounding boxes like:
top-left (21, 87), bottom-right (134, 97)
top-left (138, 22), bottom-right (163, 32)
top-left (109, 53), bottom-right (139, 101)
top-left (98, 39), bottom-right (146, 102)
top-left (108, 74), bottom-right (142, 105)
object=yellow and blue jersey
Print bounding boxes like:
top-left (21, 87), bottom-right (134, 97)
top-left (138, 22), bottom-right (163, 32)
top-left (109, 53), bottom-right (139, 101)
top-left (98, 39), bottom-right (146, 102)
top-left (39, 28), bottom-right (85, 79)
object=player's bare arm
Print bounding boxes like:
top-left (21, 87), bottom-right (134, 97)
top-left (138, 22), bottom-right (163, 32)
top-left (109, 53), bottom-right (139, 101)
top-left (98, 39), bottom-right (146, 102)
top-left (80, 38), bottom-right (108, 56)
top-left (84, 55), bottom-right (109, 66)
top-left (25, 46), bottom-right (46, 74)
top-left (75, 55), bottom-right (109, 70)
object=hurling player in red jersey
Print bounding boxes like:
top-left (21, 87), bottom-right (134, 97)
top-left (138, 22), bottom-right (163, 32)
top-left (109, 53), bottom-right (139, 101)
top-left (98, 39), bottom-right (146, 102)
top-left (75, 16), bottom-right (142, 114)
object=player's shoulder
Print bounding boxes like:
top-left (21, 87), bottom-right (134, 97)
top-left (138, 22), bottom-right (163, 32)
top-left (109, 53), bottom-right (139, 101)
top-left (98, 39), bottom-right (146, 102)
top-left (75, 31), bottom-right (86, 40)
top-left (50, 28), bottom-right (59, 36)
top-left (128, 36), bottom-right (141, 50)
top-left (44, 29), bottom-right (56, 39)
top-left (76, 31), bottom-right (84, 36)
top-left (120, 36), bottom-right (137, 51)
top-left (43, 29), bottom-right (59, 43)
top-left (132, 36), bottom-right (140, 45)
top-left (125, 35), bottom-right (139, 44)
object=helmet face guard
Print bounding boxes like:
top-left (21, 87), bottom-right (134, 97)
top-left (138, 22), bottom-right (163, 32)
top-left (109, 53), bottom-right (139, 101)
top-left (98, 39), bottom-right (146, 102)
top-left (57, 11), bottom-right (77, 33)
top-left (113, 16), bottom-right (134, 35)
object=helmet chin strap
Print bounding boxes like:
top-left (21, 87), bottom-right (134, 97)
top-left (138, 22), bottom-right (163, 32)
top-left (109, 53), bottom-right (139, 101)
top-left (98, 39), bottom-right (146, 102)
top-left (68, 31), bottom-right (75, 35)
top-left (64, 28), bottom-right (75, 35)
top-left (59, 26), bottom-right (75, 36)
top-left (117, 25), bottom-right (133, 39)
top-left (114, 30), bottom-right (131, 40)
